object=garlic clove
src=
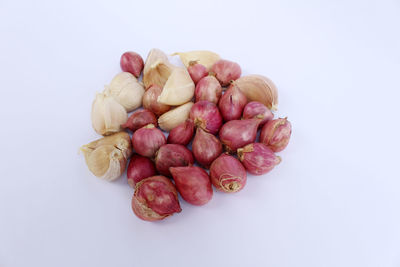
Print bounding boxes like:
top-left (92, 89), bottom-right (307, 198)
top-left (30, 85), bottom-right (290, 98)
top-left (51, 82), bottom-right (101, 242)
top-left (172, 50), bottom-right (220, 71)
top-left (91, 93), bottom-right (128, 136)
top-left (143, 48), bottom-right (175, 89)
top-left (81, 132), bottom-right (132, 181)
top-left (158, 102), bottom-right (194, 131)
top-left (233, 75), bottom-right (278, 111)
top-left (104, 72), bottom-right (145, 112)
top-left (157, 68), bottom-right (195, 106)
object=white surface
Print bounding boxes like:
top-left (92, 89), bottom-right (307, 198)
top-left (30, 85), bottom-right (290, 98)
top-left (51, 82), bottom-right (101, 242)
top-left (0, 0), bottom-right (399, 266)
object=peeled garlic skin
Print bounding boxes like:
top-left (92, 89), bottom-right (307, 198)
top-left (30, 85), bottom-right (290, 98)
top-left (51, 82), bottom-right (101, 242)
top-left (122, 109), bottom-right (157, 132)
top-left (234, 75), bottom-right (278, 111)
top-left (167, 120), bottom-right (195, 146)
top-left (192, 128), bottom-right (222, 168)
top-left (91, 93), bottom-right (128, 136)
top-left (158, 102), bottom-right (194, 132)
top-left (219, 119), bottom-right (260, 153)
top-left (211, 59), bottom-right (242, 86)
top-left (132, 176), bottom-right (181, 221)
top-left (210, 154), bottom-right (247, 193)
top-left (237, 143), bottom-right (281, 175)
top-left (81, 132), bottom-right (132, 181)
top-left (132, 124), bottom-right (166, 158)
top-left (218, 85), bottom-right (247, 121)
top-left (142, 84), bottom-right (170, 116)
top-left (195, 76), bottom-right (222, 104)
top-left (120, 51), bottom-right (144, 78)
top-left (127, 154), bottom-right (157, 187)
top-left (242, 101), bottom-right (274, 126)
top-left (188, 62), bottom-right (208, 84)
top-left (170, 166), bottom-right (213, 206)
top-left (189, 101), bottom-right (222, 135)
top-left (260, 117), bottom-right (292, 152)
top-left (155, 144), bottom-right (194, 176)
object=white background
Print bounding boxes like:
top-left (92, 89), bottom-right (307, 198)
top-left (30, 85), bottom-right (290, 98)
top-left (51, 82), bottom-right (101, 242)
top-left (0, 0), bottom-right (399, 266)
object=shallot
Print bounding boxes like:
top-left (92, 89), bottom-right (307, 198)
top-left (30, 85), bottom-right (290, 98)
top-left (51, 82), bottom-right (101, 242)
top-left (260, 117), bottom-right (292, 152)
top-left (189, 100), bottom-right (222, 134)
top-left (219, 119), bottom-right (260, 153)
top-left (132, 124), bottom-right (166, 157)
top-left (155, 144), bottom-right (194, 176)
top-left (170, 166), bottom-right (213, 206)
top-left (132, 176), bottom-right (181, 221)
top-left (218, 85), bottom-right (247, 121)
top-left (237, 143), bottom-right (281, 175)
top-left (167, 120), bottom-right (195, 146)
top-left (192, 128), bottom-right (222, 168)
top-left (210, 154), bottom-right (247, 193)
top-left (127, 154), bottom-right (157, 187)
top-left (122, 109), bottom-right (157, 131)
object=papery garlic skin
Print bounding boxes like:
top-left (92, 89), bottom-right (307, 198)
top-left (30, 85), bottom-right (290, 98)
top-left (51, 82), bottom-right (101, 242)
top-left (157, 68), bottom-right (195, 106)
top-left (91, 93), bottom-right (128, 136)
top-left (143, 48), bottom-right (175, 89)
top-left (104, 72), bottom-right (145, 112)
top-left (158, 102), bottom-right (194, 131)
top-left (172, 50), bottom-right (220, 71)
top-left (233, 75), bottom-right (278, 111)
top-left (81, 132), bottom-right (132, 181)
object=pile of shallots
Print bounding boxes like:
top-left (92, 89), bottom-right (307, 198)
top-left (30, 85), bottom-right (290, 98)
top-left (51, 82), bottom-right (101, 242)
top-left (81, 49), bottom-right (292, 222)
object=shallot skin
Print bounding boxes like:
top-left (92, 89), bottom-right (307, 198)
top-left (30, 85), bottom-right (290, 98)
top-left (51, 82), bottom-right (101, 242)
top-left (211, 59), bottom-right (242, 86)
top-left (120, 51), bottom-right (144, 78)
top-left (188, 62), bottom-right (208, 84)
top-left (237, 143), bottom-right (281, 175)
top-left (210, 154), bottom-right (247, 193)
top-left (192, 128), bottom-right (222, 168)
top-left (127, 154), bottom-right (157, 187)
top-left (219, 119), bottom-right (260, 153)
top-left (242, 101), bottom-right (273, 126)
top-left (132, 124), bottom-right (166, 157)
top-left (167, 120), bottom-right (195, 146)
top-left (260, 117), bottom-right (292, 152)
top-left (122, 109), bottom-right (157, 131)
top-left (142, 84), bottom-right (171, 116)
top-left (195, 76), bottom-right (222, 104)
top-left (218, 85), bottom-right (247, 122)
top-left (189, 100), bottom-right (222, 135)
top-left (132, 176), bottom-right (181, 221)
top-left (170, 166), bottom-right (213, 206)
top-left (155, 144), bottom-right (194, 176)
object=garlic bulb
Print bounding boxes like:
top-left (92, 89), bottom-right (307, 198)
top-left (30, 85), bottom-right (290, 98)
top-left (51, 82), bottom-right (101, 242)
top-left (233, 75), bottom-right (278, 111)
top-left (91, 93), bottom-right (128, 135)
top-left (158, 102), bottom-right (194, 131)
top-left (104, 72), bottom-right (144, 112)
top-left (81, 132), bottom-right (132, 181)
top-left (143, 48), bottom-right (175, 89)
top-left (172, 50), bottom-right (220, 71)
top-left (157, 68), bottom-right (195, 106)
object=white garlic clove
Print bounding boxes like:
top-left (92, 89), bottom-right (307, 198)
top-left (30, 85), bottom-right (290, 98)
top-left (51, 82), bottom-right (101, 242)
top-left (81, 132), bottom-right (132, 181)
top-left (105, 72), bottom-right (145, 112)
top-left (172, 50), bottom-right (220, 71)
top-left (157, 68), bottom-right (195, 106)
top-left (143, 48), bottom-right (175, 89)
top-left (158, 102), bottom-right (194, 131)
top-left (91, 93), bottom-right (128, 136)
